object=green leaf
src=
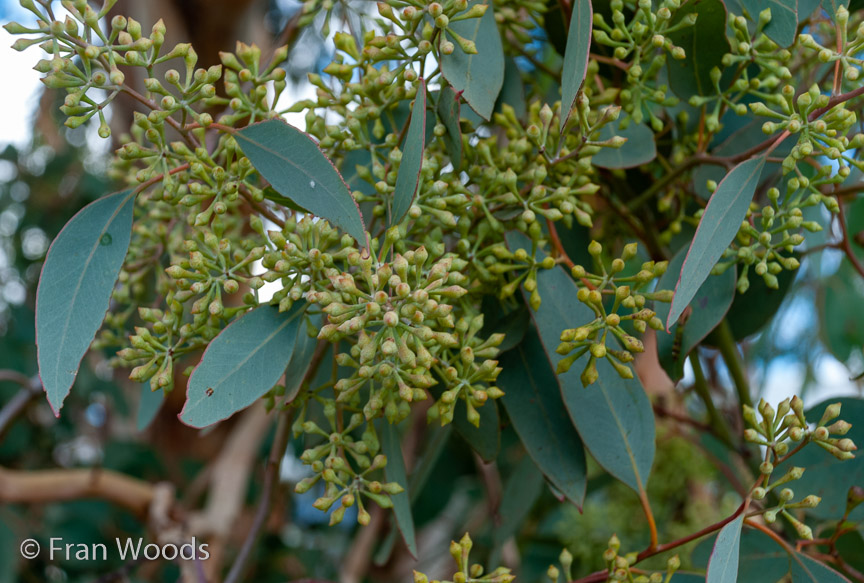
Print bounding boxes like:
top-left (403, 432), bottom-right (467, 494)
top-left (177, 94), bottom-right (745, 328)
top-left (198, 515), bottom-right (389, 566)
top-left (391, 81), bottom-right (427, 226)
top-left (262, 186), bottom-right (309, 213)
top-left (453, 398), bottom-right (500, 462)
top-left (437, 85), bottom-right (463, 170)
top-left (707, 514), bottom-right (744, 583)
top-left (497, 58), bottom-right (527, 121)
top-left (654, 245), bottom-right (736, 381)
top-left (36, 190), bottom-right (135, 415)
top-left (667, 156), bottom-right (766, 329)
top-left (441, 0), bottom-right (505, 120)
top-left (137, 385), bottom-right (164, 432)
top-left (373, 425), bottom-right (452, 566)
top-left (560, 0), bottom-right (593, 132)
top-left (790, 552), bottom-right (852, 582)
top-left (666, 0), bottom-right (731, 99)
top-left (235, 119), bottom-right (366, 243)
top-left (281, 313), bottom-right (321, 405)
top-left (505, 232), bottom-right (655, 495)
top-left (490, 455), bottom-right (545, 557)
top-left (379, 420), bottom-right (417, 558)
top-left (820, 264), bottom-right (864, 362)
top-left (742, 0), bottom-right (797, 47)
top-left (592, 120), bottom-right (657, 169)
top-left (823, 0), bottom-right (851, 18)
top-left (180, 304), bottom-right (306, 428)
top-left (723, 257), bottom-right (796, 341)
top-left (498, 327), bottom-right (587, 508)
top-left (693, 528), bottom-right (792, 583)
top-left (781, 398), bottom-right (864, 521)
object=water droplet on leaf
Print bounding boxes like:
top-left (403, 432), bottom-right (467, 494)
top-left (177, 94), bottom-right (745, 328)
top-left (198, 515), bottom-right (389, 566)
top-left (100, 233), bottom-right (112, 246)
top-left (309, 180), bottom-right (316, 188)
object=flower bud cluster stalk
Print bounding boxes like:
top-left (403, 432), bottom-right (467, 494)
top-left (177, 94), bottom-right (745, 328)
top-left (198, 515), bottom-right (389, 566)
top-left (414, 533), bottom-right (515, 583)
top-left (555, 242), bottom-right (671, 386)
top-left (744, 398), bottom-right (857, 539)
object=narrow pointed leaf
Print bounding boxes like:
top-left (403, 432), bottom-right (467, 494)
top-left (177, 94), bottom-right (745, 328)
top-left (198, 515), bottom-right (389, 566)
top-left (666, 0), bottom-right (730, 99)
top-left (560, 0), bottom-right (593, 132)
top-left (667, 156), bottom-right (766, 329)
top-left (822, 0), bottom-right (851, 18)
top-left (505, 232), bottom-right (655, 495)
top-left (707, 514), bottom-right (744, 583)
top-left (282, 313), bottom-right (322, 405)
top-left (440, 0), bottom-right (504, 120)
top-left (592, 121), bottom-right (656, 169)
top-left (235, 119), bottom-right (366, 243)
top-left (498, 327), bottom-right (587, 508)
top-left (454, 398), bottom-right (500, 462)
top-left (391, 81), bottom-right (427, 226)
top-left (437, 85), bottom-right (463, 170)
top-left (180, 304), bottom-right (306, 428)
top-left (743, 0), bottom-right (797, 47)
top-left (36, 190), bottom-right (135, 415)
top-left (490, 455), bottom-right (545, 554)
top-left (137, 385), bottom-right (164, 432)
top-left (790, 552), bottom-right (852, 582)
top-left (655, 245), bottom-right (736, 381)
top-left (379, 420), bottom-right (417, 558)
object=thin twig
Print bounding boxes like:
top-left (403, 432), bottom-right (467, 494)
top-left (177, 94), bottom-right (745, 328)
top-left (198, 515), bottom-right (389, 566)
top-left (0, 372), bottom-right (41, 440)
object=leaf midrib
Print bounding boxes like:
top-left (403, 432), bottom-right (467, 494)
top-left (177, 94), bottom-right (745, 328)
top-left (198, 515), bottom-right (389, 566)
top-left (235, 127), bottom-right (361, 236)
top-left (48, 192), bottom-right (133, 393)
top-left (191, 307), bottom-right (303, 399)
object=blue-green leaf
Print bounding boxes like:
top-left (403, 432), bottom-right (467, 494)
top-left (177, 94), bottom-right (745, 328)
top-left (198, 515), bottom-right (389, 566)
top-left (437, 85), bottom-right (463, 170)
top-left (235, 119), bottom-right (366, 244)
top-left (282, 313), bottom-right (321, 405)
top-left (441, 0), bottom-right (504, 120)
top-left (490, 454), bottom-right (545, 562)
top-left (667, 156), bottom-right (766, 329)
top-left (498, 327), bottom-right (587, 508)
top-left (822, 0), bottom-right (851, 18)
top-left (379, 420), bottom-right (417, 558)
top-left (592, 121), bottom-right (657, 169)
top-left (743, 0), bottom-right (797, 47)
top-left (655, 245), bottom-right (736, 381)
top-left (560, 0), bottom-right (593, 132)
top-left (781, 398), bottom-right (864, 521)
top-left (36, 190), bottom-right (135, 415)
top-left (790, 552), bottom-right (852, 582)
top-left (666, 0), bottom-right (731, 99)
top-left (137, 385), bottom-right (164, 432)
top-left (707, 514), bottom-right (744, 583)
top-left (180, 304), bottom-right (306, 428)
top-left (505, 232), bottom-right (655, 495)
top-left (453, 398), bottom-right (500, 462)
top-left (391, 81), bottom-right (427, 226)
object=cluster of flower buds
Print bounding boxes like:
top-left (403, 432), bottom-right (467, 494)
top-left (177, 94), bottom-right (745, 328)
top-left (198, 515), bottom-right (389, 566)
top-left (545, 548), bottom-right (574, 583)
top-left (426, 314), bottom-right (505, 426)
top-left (744, 398), bottom-right (857, 539)
top-left (744, 398), bottom-right (857, 461)
top-left (799, 7), bottom-right (864, 83)
top-left (751, 83), bottom-right (863, 175)
top-left (591, 0), bottom-right (687, 129)
top-left (308, 244), bottom-right (499, 425)
top-left (556, 242), bottom-right (671, 386)
top-left (414, 533), bottom-right (515, 583)
top-left (292, 410), bottom-right (403, 526)
top-left (262, 216), bottom-right (353, 312)
top-left (597, 534), bottom-right (679, 583)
